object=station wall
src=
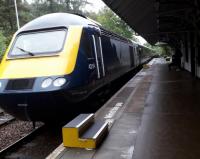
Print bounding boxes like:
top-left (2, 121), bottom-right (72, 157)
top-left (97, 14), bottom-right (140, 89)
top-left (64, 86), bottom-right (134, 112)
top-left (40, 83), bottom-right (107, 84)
top-left (181, 33), bottom-right (200, 78)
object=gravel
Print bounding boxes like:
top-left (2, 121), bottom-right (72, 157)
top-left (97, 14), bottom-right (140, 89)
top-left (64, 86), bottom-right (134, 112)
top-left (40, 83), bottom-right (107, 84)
top-left (0, 120), bottom-right (43, 151)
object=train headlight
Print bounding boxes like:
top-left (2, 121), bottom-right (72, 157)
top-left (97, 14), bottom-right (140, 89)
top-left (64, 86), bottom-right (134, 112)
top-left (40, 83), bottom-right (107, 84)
top-left (53, 78), bottom-right (66, 87)
top-left (0, 82), bottom-right (2, 88)
top-left (41, 78), bottom-right (52, 88)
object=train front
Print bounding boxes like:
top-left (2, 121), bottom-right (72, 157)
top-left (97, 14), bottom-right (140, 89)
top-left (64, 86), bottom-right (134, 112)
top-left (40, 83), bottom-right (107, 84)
top-left (0, 13), bottom-right (88, 122)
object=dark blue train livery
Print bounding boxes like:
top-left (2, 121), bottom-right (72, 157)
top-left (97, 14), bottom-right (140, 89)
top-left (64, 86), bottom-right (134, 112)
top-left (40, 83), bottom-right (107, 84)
top-left (0, 13), bottom-right (154, 122)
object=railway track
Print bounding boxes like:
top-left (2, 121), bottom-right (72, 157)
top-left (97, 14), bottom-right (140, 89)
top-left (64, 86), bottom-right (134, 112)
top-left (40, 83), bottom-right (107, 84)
top-left (0, 110), bottom-right (15, 127)
top-left (0, 124), bottom-right (46, 158)
top-left (0, 66), bottom-right (142, 159)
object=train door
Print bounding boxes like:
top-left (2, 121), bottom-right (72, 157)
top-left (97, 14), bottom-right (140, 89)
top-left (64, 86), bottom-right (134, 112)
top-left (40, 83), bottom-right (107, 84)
top-left (138, 47), bottom-right (142, 65)
top-left (129, 46), bottom-right (134, 68)
top-left (134, 46), bottom-right (139, 66)
top-left (92, 34), bottom-right (105, 79)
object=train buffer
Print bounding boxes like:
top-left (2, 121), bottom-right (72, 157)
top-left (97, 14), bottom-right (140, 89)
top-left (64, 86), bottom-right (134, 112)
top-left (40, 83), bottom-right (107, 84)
top-left (62, 114), bottom-right (108, 149)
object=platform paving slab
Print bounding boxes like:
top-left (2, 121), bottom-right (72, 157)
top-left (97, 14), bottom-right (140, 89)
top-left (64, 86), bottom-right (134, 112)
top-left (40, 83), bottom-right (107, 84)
top-left (133, 61), bottom-right (200, 159)
top-left (46, 58), bottom-right (170, 159)
top-left (48, 59), bottom-right (197, 159)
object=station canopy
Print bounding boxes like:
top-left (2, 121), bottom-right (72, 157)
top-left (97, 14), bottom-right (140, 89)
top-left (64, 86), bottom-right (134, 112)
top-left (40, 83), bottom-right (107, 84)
top-left (102, 0), bottom-right (199, 45)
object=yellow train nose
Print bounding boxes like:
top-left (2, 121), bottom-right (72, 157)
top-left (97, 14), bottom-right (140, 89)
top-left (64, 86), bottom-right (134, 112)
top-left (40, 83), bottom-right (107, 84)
top-left (0, 26), bottom-right (83, 79)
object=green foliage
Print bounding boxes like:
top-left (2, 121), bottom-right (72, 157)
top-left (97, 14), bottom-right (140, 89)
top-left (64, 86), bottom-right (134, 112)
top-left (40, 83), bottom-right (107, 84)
top-left (151, 45), bottom-right (172, 56)
top-left (0, 0), bottom-right (90, 35)
top-left (160, 45), bottom-right (172, 56)
top-left (0, 0), bottom-right (90, 52)
top-left (144, 43), bottom-right (152, 48)
top-left (0, 0), bottom-right (31, 35)
top-left (143, 42), bottom-right (172, 56)
top-left (0, 31), bottom-right (6, 57)
top-left (0, 0), bottom-right (138, 53)
top-left (30, 0), bottom-right (90, 18)
top-left (88, 7), bottom-right (134, 40)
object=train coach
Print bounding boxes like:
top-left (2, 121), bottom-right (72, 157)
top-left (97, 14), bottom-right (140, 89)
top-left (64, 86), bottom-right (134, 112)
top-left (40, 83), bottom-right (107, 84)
top-left (0, 13), bottom-right (153, 122)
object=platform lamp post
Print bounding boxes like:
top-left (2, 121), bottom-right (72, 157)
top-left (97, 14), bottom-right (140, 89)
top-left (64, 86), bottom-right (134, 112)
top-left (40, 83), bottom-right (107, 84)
top-left (14, 0), bottom-right (20, 30)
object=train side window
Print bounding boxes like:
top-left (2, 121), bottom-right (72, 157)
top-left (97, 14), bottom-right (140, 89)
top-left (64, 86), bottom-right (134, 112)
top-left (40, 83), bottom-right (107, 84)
top-left (80, 30), bottom-right (93, 58)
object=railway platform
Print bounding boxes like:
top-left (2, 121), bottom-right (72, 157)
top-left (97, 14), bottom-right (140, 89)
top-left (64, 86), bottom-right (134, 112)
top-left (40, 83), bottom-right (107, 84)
top-left (47, 58), bottom-right (200, 159)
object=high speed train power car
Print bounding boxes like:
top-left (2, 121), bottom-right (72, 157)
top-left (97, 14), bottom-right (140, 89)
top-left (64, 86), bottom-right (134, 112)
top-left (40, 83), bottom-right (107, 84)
top-left (0, 13), bottom-right (153, 122)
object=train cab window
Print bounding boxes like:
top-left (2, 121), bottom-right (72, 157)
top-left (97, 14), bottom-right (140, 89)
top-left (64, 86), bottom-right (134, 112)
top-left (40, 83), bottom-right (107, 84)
top-left (8, 29), bottom-right (67, 58)
top-left (80, 30), bottom-right (93, 58)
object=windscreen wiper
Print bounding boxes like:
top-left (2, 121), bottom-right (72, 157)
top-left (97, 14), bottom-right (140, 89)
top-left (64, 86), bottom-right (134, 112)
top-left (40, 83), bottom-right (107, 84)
top-left (16, 47), bottom-right (35, 56)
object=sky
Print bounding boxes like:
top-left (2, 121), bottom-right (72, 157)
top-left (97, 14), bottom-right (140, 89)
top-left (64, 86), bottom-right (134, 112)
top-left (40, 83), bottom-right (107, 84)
top-left (136, 36), bottom-right (147, 45)
top-left (85, 0), bottom-right (105, 13)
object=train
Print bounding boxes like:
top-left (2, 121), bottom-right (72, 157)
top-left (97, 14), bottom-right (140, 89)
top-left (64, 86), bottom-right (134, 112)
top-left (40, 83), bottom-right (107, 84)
top-left (0, 13), bottom-right (154, 122)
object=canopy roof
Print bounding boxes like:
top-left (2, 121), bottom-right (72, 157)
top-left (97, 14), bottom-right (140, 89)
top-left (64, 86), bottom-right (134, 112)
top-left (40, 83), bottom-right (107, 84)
top-left (102, 0), bottom-right (199, 45)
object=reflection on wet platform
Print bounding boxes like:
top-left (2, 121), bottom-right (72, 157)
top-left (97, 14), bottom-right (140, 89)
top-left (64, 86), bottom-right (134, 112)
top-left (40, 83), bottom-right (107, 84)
top-left (134, 60), bottom-right (200, 159)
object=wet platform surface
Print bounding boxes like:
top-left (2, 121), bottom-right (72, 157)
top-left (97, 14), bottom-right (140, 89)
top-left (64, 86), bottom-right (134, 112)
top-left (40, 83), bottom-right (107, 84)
top-left (47, 58), bottom-right (200, 159)
top-left (134, 59), bottom-right (200, 159)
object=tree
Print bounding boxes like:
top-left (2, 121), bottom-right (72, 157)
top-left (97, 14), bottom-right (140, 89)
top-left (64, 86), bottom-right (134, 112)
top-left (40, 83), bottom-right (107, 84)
top-left (70, 0), bottom-right (90, 14)
top-left (148, 44), bottom-right (172, 56)
top-left (0, 0), bottom-right (31, 35)
top-left (86, 7), bottom-right (138, 41)
top-left (30, 0), bottom-right (90, 17)
top-left (0, 0), bottom-right (91, 56)
top-left (0, 0), bottom-right (32, 57)
top-left (99, 8), bottom-right (133, 39)
top-left (0, 31), bottom-right (6, 57)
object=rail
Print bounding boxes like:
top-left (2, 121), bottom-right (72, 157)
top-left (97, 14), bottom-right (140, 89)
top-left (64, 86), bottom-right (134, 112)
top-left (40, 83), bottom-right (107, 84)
top-left (0, 124), bottom-right (45, 157)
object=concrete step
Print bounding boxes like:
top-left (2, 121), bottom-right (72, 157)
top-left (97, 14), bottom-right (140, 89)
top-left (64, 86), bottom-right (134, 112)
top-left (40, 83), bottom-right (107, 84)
top-left (64, 113), bottom-right (94, 135)
top-left (80, 121), bottom-right (108, 148)
top-left (62, 114), bottom-right (94, 148)
top-left (62, 114), bottom-right (108, 149)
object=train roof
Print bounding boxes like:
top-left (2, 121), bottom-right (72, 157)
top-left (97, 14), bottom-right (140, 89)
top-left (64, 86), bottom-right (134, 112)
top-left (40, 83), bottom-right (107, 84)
top-left (17, 13), bottom-right (98, 33)
top-left (16, 13), bottom-right (136, 45)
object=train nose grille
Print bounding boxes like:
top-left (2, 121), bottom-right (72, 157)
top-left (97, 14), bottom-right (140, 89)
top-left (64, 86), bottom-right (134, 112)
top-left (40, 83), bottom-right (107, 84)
top-left (5, 79), bottom-right (35, 91)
